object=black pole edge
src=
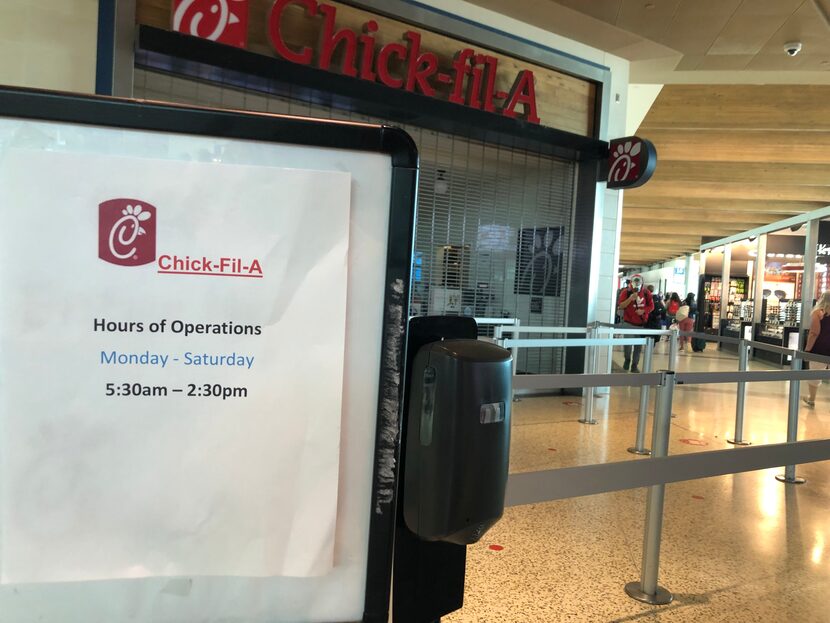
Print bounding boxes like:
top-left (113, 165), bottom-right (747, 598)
top-left (95, 0), bottom-right (116, 95)
top-left (381, 126), bottom-right (419, 169)
top-left (0, 86), bottom-right (417, 163)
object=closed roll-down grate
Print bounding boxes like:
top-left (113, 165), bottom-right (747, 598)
top-left (134, 68), bottom-right (577, 373)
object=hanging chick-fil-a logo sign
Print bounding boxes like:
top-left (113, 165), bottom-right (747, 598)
top-left (172, 0), bottom-right (249, 49)
top-left (99, 199), bottom-right (157, 266)
top-left (606, 136), bottom-right (657, 189)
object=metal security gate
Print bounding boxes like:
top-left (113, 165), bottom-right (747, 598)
top-left (134, 69), bottom-right (576, 373)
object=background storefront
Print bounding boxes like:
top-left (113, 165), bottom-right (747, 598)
top-left (699, 210), bottom-right (830, 365)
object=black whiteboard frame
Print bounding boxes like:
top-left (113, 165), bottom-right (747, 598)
top-left (0, 86), bottom-right (417, 623)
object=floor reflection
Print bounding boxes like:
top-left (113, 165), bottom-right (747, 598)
top-left (448, 344), bottom-right (830, 623)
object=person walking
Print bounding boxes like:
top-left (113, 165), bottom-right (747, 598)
top-left (646, 285), bottom-right (666, 331)
top-left (666, 292), bottom-right (681, 325)
top-left (802, 291), bottom-right (830, 407)
top-left (677, 293), bottom-right (697, 352)
top-left (617, 274), bottom-right (654, 373)
top-left (614, 279), bottom-right (630, 325)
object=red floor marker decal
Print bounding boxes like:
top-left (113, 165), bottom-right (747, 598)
top-left (488, 544), bottom-right (504, 551)
top-left (562, 400), bottom-right (581, 406)
top-left (548, 448), bottom-right (557, 452)
top-left (679, 438), bottom-right (708, 446)
top-left (692, 495), bottom-right (705, 500)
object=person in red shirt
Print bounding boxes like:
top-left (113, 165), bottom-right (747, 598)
top-left (617, 274), bottom-right (654, 372)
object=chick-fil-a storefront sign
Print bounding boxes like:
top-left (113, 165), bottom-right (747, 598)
top-left (266, 0), bottom-right (539, 123)
top-left (171, 0), bottom-right (540, 124)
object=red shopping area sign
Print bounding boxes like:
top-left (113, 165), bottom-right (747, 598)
top-left (607, 136), bottom-right (657, 189)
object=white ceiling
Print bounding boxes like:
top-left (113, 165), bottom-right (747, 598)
top-left (467, 0), bottom-right (830, 84)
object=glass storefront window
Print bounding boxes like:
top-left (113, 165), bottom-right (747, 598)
top-left (724, 239), bottom-right (755, 336)
top-left (814, 218), bottom-right (830, 300)
top-left (700, 247), bottom-right (723, 333)
top-left (760, 229), bottom-right (805, 342)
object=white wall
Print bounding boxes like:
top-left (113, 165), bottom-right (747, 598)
top-left (0, 0), bottom-right (98, 93)
top-left (626, 84), bottom-right (663, 135)
top-left (628, 254), bottom-right (700, 298)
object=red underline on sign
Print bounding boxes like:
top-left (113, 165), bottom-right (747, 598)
top-left (157, 271), bottom-right (263, 278)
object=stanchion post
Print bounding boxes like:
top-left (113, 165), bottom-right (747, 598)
top-left (628, 338), bottom-right (654, 455)
top-left (606, 326), bottom-right (614, 385)
top-left (668, 329), bottom-right (678, 372)
top-left (511, 320), bottom-right (520, 403)
top-left (579, 325), bottom-right (598, 425)
top-left (728, 339), bottom-right (751, 446)
top-left (776, 355), bottom-right (806, 484)
top-left (625, 371), bottom-right (675, 606)
top-left (591, 322), bottom-right (603, 397)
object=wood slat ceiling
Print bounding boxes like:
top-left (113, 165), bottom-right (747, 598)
top-left (621, 84), bottom-right (830, 266)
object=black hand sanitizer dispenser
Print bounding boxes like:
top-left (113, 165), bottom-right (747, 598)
top-left (403, 338), bottom-right (512, 545)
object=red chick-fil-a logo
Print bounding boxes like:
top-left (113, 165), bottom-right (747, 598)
top-left (172, 0), bottom-right (249, 48)
top-left (264, 0), bottom-right (540, 123)
top-left (606, 137), bottom-right (657, 190)
top-left (98, 199), bottom-right (264, 277)
top-left (99, 199), bottom-right (157, 266)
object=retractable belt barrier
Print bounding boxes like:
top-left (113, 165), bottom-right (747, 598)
top-left (502, 336), bottom-right (650, 424)
top-left (498, 322), bottom-right (830, 607)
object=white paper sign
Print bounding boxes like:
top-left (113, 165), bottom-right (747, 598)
top-left (0, 149), bottom-right (351, 583)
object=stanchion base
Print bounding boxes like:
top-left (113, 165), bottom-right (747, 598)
top-left (578, 418), bottom-right (599, 425)
top-left (625, 582), bottom-right (673, 605)
top-left (727, 438), bottom-right (751, 446)
top-left (627, 447), bottom-right (652, 456)
top-left (775, 474), bottom-right (806, 485)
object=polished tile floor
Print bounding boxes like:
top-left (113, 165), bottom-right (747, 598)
top-left (445, 343), bottom-right (830, 623)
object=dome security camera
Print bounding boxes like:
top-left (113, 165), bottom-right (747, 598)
top-left (784, 41), bottom-right (803, 56)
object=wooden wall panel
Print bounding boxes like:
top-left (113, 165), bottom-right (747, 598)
top-left (137, 0), bottom-right (597, 136)
top-left (640, 129), bottom-right (830, 164)
top-left (639, 85), bottom-right (830, 131)
top-left (622, 83), bottom-right (830, 266)
top-left (650, 161), bottom-right (830, 186)
top-left (628, 181), bottom-right (830, 202)
top-left (624, 198), bottom-right (826, 213)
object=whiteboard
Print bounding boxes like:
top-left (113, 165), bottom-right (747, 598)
top-left (0, 91), bottom-right (414, 623)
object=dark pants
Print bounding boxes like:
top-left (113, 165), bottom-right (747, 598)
top-left (622, 321), bottom-right (645, 368)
